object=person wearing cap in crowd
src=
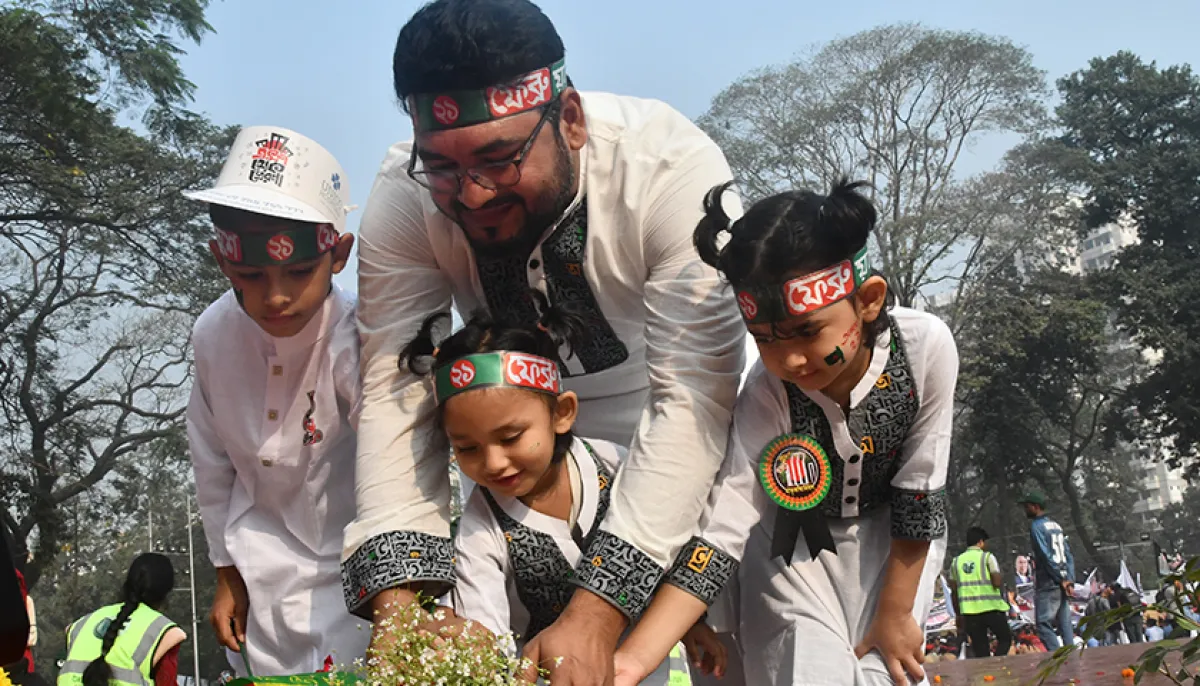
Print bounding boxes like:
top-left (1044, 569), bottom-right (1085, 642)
top-left (341, 1), bottom-right (747, 683)
top-left (948, 527), bottom-right (1012, 658)
top-left (182, 126), bottom-right (367, 676)
top-left (1018, 491), bottom-right (1076, 650)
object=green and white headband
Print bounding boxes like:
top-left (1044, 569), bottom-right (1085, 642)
top-left (735, 245), bottom-right (872, 325)
top-left (408, 59), bottom-right (568, 133)
top-left (434, 351), bottom-right (562, 405)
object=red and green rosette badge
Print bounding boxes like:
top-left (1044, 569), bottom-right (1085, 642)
top-left (759, 433), bottom-right (832, 511)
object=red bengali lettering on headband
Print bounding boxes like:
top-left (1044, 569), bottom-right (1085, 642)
top-left (486, 68), bottom-right (553, 119)
top-left (783, 260), bottom-right (856, 317)
top-left (504, 352), bottom-right (560, 393)
top-left (737, 292), bottom-right (759, 320)
top-left (316, 224), bottom-right (339, 253)
top-left (215, 227), bottom-right (243, 262)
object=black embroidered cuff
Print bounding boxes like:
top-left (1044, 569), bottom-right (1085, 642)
top-left (571, 530), bottom-right (663, 619)
top-left (664, 536), bottom-right (739, 606)
top-left (891, 488), bottom-right (948, 540)
top-left (342, 531), bottom-right (456, 619)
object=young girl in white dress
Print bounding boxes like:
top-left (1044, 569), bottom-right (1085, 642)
top-left (614, 180), bottom-right (956, 686)
top-left (402, 298), bottom-right (720, 684)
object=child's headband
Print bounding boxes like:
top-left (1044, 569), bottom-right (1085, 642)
top-left (735, 245), bottom-right (872, 325)
top-left (214, 225), bottom-right (339, 267)
top-left (434, 351), bottom-right (562, 405)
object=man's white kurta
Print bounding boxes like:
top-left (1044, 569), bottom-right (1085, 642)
top-left (343, 91), bottom-right (746, 619)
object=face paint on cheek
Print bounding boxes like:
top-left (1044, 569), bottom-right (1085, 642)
top-left (841, 321), bottom-right (863, 353)
top-left (823, 321), bottom-right (864, 367)
top-left (824, 347), bottom-right (845, 366)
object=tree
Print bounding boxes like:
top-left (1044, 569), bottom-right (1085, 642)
top-left (0, 2), bottom-right (230, 588)
top-left (953, 267), bottom-right (1145, 573)
top-left (1158, 486), bottom-right (1200, 557)
top-left (1055, 51), bottom-right (1200, 475)
top-left (31, 435), bottom-right (229, 682)
top-left (698, 24), bottom-right (1054, 310)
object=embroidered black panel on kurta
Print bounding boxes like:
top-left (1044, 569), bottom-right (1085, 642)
top-left (473, 199), bottom-right (628, 375)
top-left (782, 325), bottom-right (921, 518)
top-left (481, 442), bottom-right (613, 641)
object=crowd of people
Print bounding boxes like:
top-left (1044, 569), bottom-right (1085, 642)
top-left (937, 495), bottom-right (1198, 662)
top-left (0, 0), bottom-right (1196, 685)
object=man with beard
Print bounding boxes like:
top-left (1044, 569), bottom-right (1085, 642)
top-left (340, 1), bottom-right (746, 684)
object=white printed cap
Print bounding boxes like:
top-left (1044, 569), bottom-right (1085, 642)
top-left (183, 126), bottom-right (352, 234)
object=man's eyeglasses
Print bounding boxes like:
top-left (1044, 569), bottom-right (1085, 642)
top-left (407, 100), bottom-right (560, 193)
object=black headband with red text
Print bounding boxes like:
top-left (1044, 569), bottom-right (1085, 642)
top-left (214, 225), bottom-right (339, 266)
top-left (736, 246), bottom-right (872, 325)
top-left (408, 59), bottom-right (568, 133)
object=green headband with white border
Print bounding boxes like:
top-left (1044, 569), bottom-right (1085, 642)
top-left (408, 59), bottom-right (568, 133)
top-left (434, 351), bottom-right (562, 405)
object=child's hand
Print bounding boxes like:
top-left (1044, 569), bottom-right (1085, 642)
top-left (211, 566), bottom-right (249, 652)
top-left (854, 609), bottom-right (925, 685)
top-left (613, 649), bottom-right (652, 686)
top-left (682, 622), bottom-right (727, 678)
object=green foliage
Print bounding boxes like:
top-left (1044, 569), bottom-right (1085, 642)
top-left (697, 24), bottom-right (1054, 308)
top-left (0, 0), bottom-right (230, 591)
top-left (952, 267), bottom-right (1142, 567)
top-left (1055, 51), bottom-right (1200, 475)
top-left (1037, 557), bottom-right (1200, 685)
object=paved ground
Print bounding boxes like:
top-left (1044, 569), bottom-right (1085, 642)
top-left (925, 643), bottom-right (1178, 685)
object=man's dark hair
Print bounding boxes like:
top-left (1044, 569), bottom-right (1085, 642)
top-left (393, 0), bottom-right (565, 108)
top-left (965, 526), bottom-right (989, 547)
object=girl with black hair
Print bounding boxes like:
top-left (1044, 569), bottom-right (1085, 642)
top-left (58, 553), bottom-right (186, 686)
top-left (615, 180), bottom-right (957, 686)
top-left (400, 299), bottom-right (718, 684)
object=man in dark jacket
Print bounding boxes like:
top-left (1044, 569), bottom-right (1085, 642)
top-left (1019, 491), bottom-right (1076, 649)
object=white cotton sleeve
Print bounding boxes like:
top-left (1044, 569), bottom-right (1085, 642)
top-left (451, 495), bottom-right (516, 654)
top-left (340, 145), bottom-right (458, 616)
top-left (889, 312), bottom-right (957, 540)
top-left (663, 363), bottom-right (788, 605)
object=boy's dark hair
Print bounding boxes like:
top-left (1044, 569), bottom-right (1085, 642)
top-left (393, 0), bottom-right (566, 109)
top-left (401, 290), bottom-right (585, 463)
top-left (695, 178), bottom-right (893, 343)
top-left (965, 526), bottom-right (989, 547)
top-left (208, 204), bottom-right (321, 234)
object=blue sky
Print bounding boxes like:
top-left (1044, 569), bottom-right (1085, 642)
top-left (176, 0), bottom-right (1199, 376)
top-left (178, 0), bottom-right (1199, 295)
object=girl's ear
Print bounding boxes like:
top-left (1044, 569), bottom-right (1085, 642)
top-left (856, 275), bottom-right (888, 324)
top-left (552, 391), bottom-right (579, 435)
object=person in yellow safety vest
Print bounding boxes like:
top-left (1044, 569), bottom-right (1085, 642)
top-left (948, 527), bottom-right (1012, 658)
top-left (58, 553), bottom-right (186, 686)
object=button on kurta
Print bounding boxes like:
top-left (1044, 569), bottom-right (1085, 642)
top-left (268, 409), bottom-right (279, 420)
top-left (272, 365), bottom-right (283, 376)
top-left (261, 458), bottom-right (273, 467)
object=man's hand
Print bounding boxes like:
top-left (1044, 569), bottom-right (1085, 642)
top-left (1062, 580), bottom-right (1075, 597)
top-left (368, 586), bottom-right (451, 654)
top-left (521, 590), bottom-right (628, 686)
top-left (210, 566), bottom-right (249, 652)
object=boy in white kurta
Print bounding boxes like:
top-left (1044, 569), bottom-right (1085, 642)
top-left (184, 127), bottom-right (369, 676)
top-left (616, 181), bottom-right (954, 686)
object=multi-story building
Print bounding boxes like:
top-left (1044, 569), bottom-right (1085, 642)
top-left (1077, 220), bottom-right (1187, 524)
top-left (1076, 218), bottom-right (1139, 274)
